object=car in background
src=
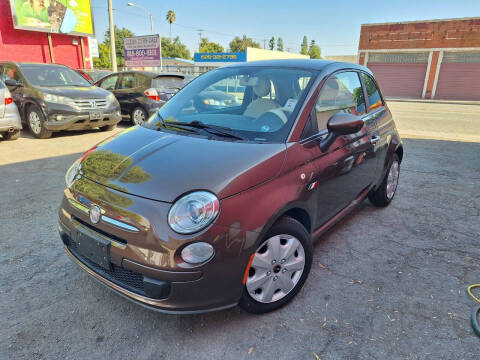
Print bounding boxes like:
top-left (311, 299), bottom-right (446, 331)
top-left (96, 71), bottom-right (185, 125)
top-left (0, 79), bottom-right (22, 140)
top-left (76, 69), bottom-right (112, 83)
top-left (0, 62), bottom-right (121, 139)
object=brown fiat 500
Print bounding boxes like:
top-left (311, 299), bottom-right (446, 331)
top-left (58, 60), bottom-right (403, 314)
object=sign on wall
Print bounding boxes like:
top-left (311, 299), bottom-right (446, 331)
top-left (9, 0), bottom-right (94, 36)
top-left (89, 37), bottom-right (99, 57)
top-left (194, 52), bottom-right (247, 62)
top-left (124, 35), bottom-right (162, 67)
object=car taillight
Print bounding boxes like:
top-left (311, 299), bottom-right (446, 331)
top-left (144, 88), bottom-right (160, 101)
top-left (5, 97), bottom-right (13, 105)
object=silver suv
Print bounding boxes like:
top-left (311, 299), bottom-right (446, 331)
top-left (0, 79), bottom-right (21, 141)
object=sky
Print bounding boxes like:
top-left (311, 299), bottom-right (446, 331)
top-left (90, 0), bottom-right (480, 56)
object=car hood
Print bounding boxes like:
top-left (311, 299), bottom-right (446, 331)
top-left (78, 126), bottom-right (286, 202)
top-left (37, 85), bottom-right (109, 98)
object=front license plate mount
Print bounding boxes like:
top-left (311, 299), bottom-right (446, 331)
top-left (74, 230), bottom-right (111, 271)
top-left (89, 110), bottom-right (103, 120)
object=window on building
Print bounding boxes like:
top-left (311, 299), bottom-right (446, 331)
top-left (315, 72), bottom-right (366, 131)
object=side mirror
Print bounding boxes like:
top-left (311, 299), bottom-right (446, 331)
top-left (320, 113), bottom-right (363, 152)
top-left (5, 79), bottom-right (22, 88)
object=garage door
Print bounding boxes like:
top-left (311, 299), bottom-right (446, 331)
top-left (367, 53), bottom-right (429, 98)
top-left (435, 52), bottom-right (480, 101)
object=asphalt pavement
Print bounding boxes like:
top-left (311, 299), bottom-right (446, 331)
top-left (1, 107), bottom-right (480, 359)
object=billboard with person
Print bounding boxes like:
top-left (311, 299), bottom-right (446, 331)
top-left (8, 0), bottom-right (94, 36)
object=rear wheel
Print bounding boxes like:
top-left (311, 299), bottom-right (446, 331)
top-left (5, 129), bottom-right (20, 140)
top-left (369, 153), bottom-right (400, 207)
top-left (131, 107), bottom-right (148, 126)
top-left (27, 104), bottom-right (52, 139)
top-left (239, 217), bottom-right (312, 314)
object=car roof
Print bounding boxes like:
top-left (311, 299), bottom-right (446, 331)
top-left (107, 70), bottom-right (185, 79)
top-left (221, 59), bottom-right (371, 74)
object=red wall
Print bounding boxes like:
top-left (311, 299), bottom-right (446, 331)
top-left (0, 0), bottom-right (90, 69)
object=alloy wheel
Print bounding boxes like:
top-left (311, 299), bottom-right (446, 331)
top-left (133, 109), bottom-right (146, 125)
top-left (246, 234), bottom-right (306, 304)
top-left (386, 160), bottom-right (399, 200)
top-left (28, 111), bottom-right (42, 134)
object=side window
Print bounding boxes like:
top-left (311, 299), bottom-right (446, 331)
top-left (118, 74), bottom-right (135, 89)
top-left (99, 75), bottom-right (118, 90)
top-left (315, 72), bottom-right (366, 130)
top-left (2, 66), bottom-right (22, 83)
top-left (135, 74), bottom-right (150, 88)
top-left (361, 73), bottom-right (383, 111)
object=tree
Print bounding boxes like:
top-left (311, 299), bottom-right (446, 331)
top-left (161, 37), bottom-right (191, 59)
top-left (103, 26), bottom-right (135, 67)
top-left (308, 40), bottom-right (322, 59)
top-left (166, 10), bottom-right (176, 39)
top-left (277, 37), bottom-right (284, 52)
top-left (268, 36), bottom-right (275, 50)
top-left (93, 43), bottom-right (111, 69)
top-left (199, 38), bottom-right (224, 53)
top-left (229, 35), bottom-right (260, 52)
top-left (300, 36), bottom-right (308, 55)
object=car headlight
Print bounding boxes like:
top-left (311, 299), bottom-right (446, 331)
top-left (65, 158), bottom-right (82, 188)
top-left (43, 93), bottom-right (75, 106)
top-left (168, 191), bottom-right (220, 234)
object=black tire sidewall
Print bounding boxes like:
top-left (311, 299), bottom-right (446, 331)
top-left (239, 217), bottom-right (313, 314)
top-left (27, 105), bottom-right (51, 139)
top-left (369, 153), bottom-right (400, 207)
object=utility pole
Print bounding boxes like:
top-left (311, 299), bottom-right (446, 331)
top-left (263, 39), bottom-right (267, 49)
top-left (108, 0), bottom-right (117, 72)
top-left (197, 29), bottom-right (204, 52)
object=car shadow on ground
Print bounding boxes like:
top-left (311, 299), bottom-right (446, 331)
top-left (1, 138), bottom-right (480, 359)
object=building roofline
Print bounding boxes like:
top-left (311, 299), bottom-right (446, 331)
top-left (361, 16), bottom-right (480, 27)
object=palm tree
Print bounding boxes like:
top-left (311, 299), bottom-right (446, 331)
top-left (166, 10), bottom-right (176, 39)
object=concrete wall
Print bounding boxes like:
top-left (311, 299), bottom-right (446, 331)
top-left (0, 0), bottom-right (90, 69)
top-left (246, 47), bottom-right (309, 61)
top-left (324, 55), bottom-right (357, 64)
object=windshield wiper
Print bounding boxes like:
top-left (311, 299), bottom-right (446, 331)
top-left (169, 121), bottom-right (246, 141)
top-left (150, 115), bottom-right (199, 134)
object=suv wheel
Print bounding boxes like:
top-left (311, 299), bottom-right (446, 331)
top-left (369, 153), bottom-right (400, 207)
top-left (239, 217), bottom-right (312, 314)
top-left (131, 107), bottom-right (147, 126)
top-left (27, 105), bottom-right (52, 139)
top-left (4, 129), bottom-right (21, 140)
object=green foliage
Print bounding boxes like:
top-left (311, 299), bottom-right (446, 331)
top-left (161, 37), bottom-right (191, 59)
top-left (269, 36), bottom-right (275, 51)
top-left (166, 10), bottom-right (176, 38)
top-left (277, 37), bottom-right (284, 52)
top-left (229, 35), bottom-right (260, 52)
top-left (103, 26), bottom-right (135, 67)
top-left (308, 40), bottom-right (322, 59)
top-left (93, 43), bottom-right (111, 69)
top-left (300, 36), bottom-right (308, 55)
top-left (199, 38), bottom-right (224, 53)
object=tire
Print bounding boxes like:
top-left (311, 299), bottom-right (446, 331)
top-left (5, 129), bottom-right (21, 140)
top-left (239, 216), bottom-right (313, 314)
top-left (26, 104), bottom-right (52, 139)
top-left (131, 107), bottom-right (148, 126)
top-left (368, 153), bottom-right (400, 207)
top-left (100, 124), bottom-right (117, 131)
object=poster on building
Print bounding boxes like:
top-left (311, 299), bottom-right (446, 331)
top-left (124, 35), bottom-right (162, 67)
top-left (8, 0), bottom-right (94, 36)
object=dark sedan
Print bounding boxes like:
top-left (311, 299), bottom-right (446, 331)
top-left (0, 62), bottom-right (121, 138)
top-left (96, 71), bottom-right (185, 125)
top-left (59, 59), bottom-right (403, 314)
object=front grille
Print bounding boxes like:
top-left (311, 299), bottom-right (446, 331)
top-left (73, 98), bottom-right (108, 110)
top-left (69, 245), bottom-right (146, 295)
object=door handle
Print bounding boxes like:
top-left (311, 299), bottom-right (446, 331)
top-left (370, 135), bottom-right (380, 145)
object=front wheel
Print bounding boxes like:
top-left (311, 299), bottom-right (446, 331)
top-left (369, 153), bottom-right (400, 207)
top-left (27, 105), bottom-right (52, 139)
top-left (239, 217), bottom-right (312, 314)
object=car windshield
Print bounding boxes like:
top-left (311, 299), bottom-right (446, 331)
top-left (152, 76), bottom-right (185, 90)
top-left (148, 66), bottom-right (317, 142)
top-left (21, 65), bottom-right (92, 87)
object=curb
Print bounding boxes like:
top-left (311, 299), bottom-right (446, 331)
top-left (385, 97), bottom-right (480, 106)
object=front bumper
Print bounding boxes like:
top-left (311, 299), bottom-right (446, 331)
top-left (58, 178), bottom-right (259, 313)
top-left (43, 103), bottom-right (122, 131)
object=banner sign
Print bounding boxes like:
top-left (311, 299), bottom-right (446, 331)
top-left (124, 35), bottom-right (162, 67)
top-left (194, 52), bottom-right (247, 63)
top-left (9, 0), bottom-right (94, 36)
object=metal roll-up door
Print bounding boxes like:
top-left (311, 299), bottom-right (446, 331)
top-left (435, 52), bottom-right (480, 101)
top-left (367, 52), bottom-right (429, 98)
